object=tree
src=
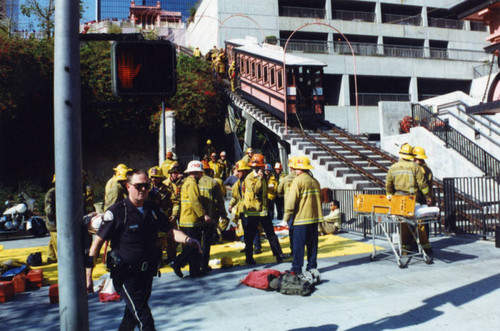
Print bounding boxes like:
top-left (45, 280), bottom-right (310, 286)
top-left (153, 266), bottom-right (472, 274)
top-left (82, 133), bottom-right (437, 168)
top-left (20, 0), bottom-right (85, 38)
top-left (20, 0), bottom-right (55, 37)
top-left (162, 54), bottom-right (221, 129)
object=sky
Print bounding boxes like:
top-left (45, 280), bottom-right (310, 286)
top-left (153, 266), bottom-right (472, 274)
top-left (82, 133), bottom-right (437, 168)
top-left (17, 0), bottom-right (96, 29)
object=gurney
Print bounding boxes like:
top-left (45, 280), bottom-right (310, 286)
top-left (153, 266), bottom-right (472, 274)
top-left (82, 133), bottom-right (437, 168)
top-left (353, 194), bottom-right (440, 268)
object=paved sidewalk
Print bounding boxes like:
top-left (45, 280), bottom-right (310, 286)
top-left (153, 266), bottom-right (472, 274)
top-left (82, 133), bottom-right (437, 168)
top-left (1, 233), bottom-right (499, 330)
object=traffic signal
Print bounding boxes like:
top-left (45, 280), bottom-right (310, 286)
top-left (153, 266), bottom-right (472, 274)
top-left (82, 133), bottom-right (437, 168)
top-left (111, 40), bottom-right (177, 97)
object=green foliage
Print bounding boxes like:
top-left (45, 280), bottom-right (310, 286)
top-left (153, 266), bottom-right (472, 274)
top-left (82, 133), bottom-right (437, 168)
top-left (162, 54), bottom-right (221, 129)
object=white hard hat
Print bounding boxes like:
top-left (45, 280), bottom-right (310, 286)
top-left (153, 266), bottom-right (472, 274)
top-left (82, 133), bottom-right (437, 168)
top-left (184, 160), bottom-right (204, 173)
top-left (89, 214), bottom-right (103, 233)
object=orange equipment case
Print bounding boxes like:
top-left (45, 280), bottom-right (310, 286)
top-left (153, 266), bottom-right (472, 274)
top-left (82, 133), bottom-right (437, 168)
top-left (353, 194), bottom-right (416, 217)
top-left (0, 281), bottom-right (15, 303)
top-left (27, 269), bottom-right (43, 288)
top-left (49, 284), bottom-right (59, 303)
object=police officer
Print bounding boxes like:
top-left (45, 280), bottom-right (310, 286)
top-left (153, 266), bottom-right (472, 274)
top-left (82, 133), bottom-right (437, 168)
top-left (283, 156), bottom-right (322, 275)
top-left (243, 154), bottom-right (286, 265)
top-left (86, 169), bottom-right (200, 331)
top-left (386, 143), bottom-right (432, 253)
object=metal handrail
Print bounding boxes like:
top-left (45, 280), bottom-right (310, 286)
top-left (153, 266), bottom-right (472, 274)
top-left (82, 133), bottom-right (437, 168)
top-left (280, 6), bottom-right (326, 19)
top-left (278, 39), bottom-right (486, 62)
top-left (412, 103), bottom-right (500, 180)
top-left (332, 10), bottom-right (375, 22)
top-left (428, 17), bottom-right (465, 30)
top-left (383, 13), bottom-right (422, 26)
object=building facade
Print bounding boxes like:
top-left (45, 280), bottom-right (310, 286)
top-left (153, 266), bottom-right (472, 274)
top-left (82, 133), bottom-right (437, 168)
top-left (98, 0), bottom-right (198, 21)
top-left (187, 0), bottom-right (491, 135)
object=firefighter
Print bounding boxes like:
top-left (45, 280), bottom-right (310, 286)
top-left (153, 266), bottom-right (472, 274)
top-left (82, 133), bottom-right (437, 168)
top-left (203, 139), bottom-right (216, 159)
top-left (170, 161), bottom-right (210, 278)
top-left (277, 157), bottom-right (297, 253)
top-left (218, 151), bottom-right (229, 180)
top-left (149, 166), bottom-right (179, 264)
top-left (160, 151), bottom-right (175, 177)
top-left (228, 160), bottom-right (251, 240)
top-left (386, 143), bottom-right (433, 254)
top-left (198, 163), bottom-right (227, 271)
top-left (274, 162), bottom-right (286, 220)
top-left (242, 147), bottom-right (254, 164)
top-left (193, 47), bottom-right (202, 58)
top-left (103, 165), bottom-right (130, 212)
top-left (45, 176), bottom-right (57, 263)
top-left (283, 156), bottom-right (323, 275)
top-left (228, 61), bottom-right (237, 91)
top-left (209, 152), bottom-right (224, 179)
top-left (413, 145), bottom-right (435, 250)
top-left (242, 154), bottom-right (286, 264)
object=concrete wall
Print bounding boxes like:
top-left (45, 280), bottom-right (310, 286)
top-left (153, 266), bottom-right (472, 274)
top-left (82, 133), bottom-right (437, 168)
top-left (381, 126), bottom-right (485, 180)
top-left (325, 105), bottom-right (380, 134)
top-left (378, 101), bottom-right (412, 139)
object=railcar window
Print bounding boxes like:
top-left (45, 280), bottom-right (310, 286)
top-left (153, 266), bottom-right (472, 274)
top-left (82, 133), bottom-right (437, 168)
top-left (257, 63), bottom-right (262, 81)
top-left (277, 70), bottom-right (283, 89)
top-left (270, 68), bottom-right (276, 86)
top-left (240, 57), bottom-right (245, 75)
top-left (263, 66), bottom-right (269, 84)
top-left (246, 59), bottom-right (250, 75)
top-left (287, 68), bottom-right (294, 86)
top-left (251, 61), bottom-right (256, 78)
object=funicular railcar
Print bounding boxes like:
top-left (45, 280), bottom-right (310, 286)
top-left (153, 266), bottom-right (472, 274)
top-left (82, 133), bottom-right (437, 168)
top-left (226, 39), bottom-right (326, 125)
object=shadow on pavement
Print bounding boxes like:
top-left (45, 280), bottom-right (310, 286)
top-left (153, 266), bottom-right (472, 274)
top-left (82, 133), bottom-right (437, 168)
top-left (345, 273), bottom-right (500, 331)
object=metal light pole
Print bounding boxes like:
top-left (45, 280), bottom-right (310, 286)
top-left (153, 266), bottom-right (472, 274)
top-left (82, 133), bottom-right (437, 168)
top-left (54, 0), bottom-right (88, 329)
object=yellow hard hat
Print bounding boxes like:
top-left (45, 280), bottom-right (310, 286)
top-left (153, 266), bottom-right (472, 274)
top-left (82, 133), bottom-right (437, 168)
top-left (116, 168), bottom-right (130, 181)
top-left (221, 256), bottom-right (233, 268)
top-left (246, 147), bottom-right (253, 154)
top-left (399, 143), bottom-right (414, 160)
top-left (288, 156), bottom-right (297, 168)
top-left (113, 164), bottom-right (128, 172)
top-left (207, 139), bottom-right (212, 145)
top-left (294, 156), bottom-right (314, 170)
top-left (412, 146), bottom-right (428, 160)
top-left (235, 160), bottom-right (251, 171)
top-left (148, 166), bottom-right (164, 178)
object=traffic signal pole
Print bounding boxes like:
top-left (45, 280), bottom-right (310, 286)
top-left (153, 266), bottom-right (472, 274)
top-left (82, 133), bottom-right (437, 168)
top-left (54, 0), bottom-right (88, 329)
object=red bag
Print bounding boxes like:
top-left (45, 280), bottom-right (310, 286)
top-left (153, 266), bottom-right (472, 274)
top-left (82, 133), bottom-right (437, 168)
top-left (241, 269), bottom-right (282, 290)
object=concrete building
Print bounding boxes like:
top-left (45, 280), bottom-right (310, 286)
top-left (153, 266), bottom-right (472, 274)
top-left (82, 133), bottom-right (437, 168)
top-left (187, 0), bottom-right (491, 135)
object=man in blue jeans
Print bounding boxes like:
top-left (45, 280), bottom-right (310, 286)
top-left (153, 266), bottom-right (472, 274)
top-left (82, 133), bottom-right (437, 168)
top-left (283, 156), bottom-right (323, 275)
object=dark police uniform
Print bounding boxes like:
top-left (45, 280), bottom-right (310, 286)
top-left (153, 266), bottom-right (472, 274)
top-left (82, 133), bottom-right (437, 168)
top-left (98, 197), bottom-right (173, 331)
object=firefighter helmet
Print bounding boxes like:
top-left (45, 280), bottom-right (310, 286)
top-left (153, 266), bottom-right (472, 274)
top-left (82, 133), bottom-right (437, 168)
top-left (412, 146), bottom-right (428, 160)
top-left (399, 143), bottom-right (414, 160)
top-left (294, 156), bottom-right (314, 170)
top-left (249, 154), bottom-right (265, 168)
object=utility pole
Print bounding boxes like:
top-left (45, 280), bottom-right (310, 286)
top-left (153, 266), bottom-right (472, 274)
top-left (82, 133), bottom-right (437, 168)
top-left (54, 0), bottom-right (88, 329)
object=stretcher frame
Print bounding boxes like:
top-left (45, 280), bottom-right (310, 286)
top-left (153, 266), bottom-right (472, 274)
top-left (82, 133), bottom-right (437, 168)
top-left (362, 205), bottom-right (438, 268)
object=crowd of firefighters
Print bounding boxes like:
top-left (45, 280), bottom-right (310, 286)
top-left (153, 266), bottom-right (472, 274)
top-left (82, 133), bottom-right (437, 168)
top-left (44, 140), bottom-right (435, 277)
top-left (193, 46), bottom-right (237, 91)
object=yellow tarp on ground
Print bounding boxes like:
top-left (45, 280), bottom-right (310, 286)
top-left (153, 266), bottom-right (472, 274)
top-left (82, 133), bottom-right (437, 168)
top-left (0, 235), bottom-right (381, 285)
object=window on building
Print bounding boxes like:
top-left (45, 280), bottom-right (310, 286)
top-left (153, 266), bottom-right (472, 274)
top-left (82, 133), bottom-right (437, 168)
top-left (251, 61), bottom-right (256, 78)
top-left (263, 66), bottom-right (269, 84)
top-left (257, 63), bottom-right (262, 81)
top-left (277, 70), bottom-right (283, 89)
top-left (270, 67), bottom-right (276, 86)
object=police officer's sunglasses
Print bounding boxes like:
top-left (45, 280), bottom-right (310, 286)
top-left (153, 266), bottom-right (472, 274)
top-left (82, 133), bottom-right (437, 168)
top-left (130, 183), bottom-right (151, 190)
